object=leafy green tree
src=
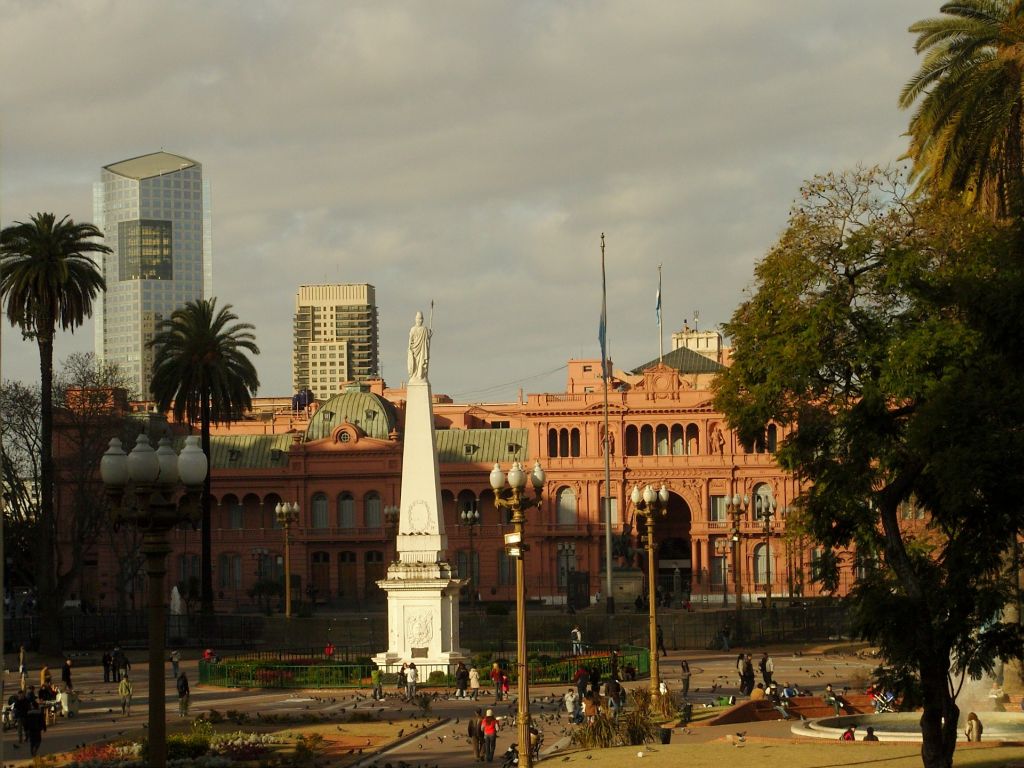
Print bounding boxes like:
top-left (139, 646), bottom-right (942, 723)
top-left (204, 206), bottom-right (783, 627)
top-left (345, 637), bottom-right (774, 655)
top-left (0, 213), bottom-right (108, 651)
top-left (148, 298), bottom-right (260, 614)
top-left (901, 0), bottom-right (1024, 219)
top-left (713, 168), bottom-right (1024, 768)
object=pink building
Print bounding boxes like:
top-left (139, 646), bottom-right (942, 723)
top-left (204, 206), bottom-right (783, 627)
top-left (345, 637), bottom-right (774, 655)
top-left (68, 343), bottom-right (849, 613)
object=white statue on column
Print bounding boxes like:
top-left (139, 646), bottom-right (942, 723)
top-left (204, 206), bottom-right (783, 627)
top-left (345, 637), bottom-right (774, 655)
top-left (408, 311), bottom-right (431, 381)
top-left (375, 304), bottom-right (465, 669)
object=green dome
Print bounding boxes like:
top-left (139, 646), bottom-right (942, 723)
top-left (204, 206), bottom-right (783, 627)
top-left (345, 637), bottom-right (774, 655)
top-left (305, 389), bottom-right (398, 442)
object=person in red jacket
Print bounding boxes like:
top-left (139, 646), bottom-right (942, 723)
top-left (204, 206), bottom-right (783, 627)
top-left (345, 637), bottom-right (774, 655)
top-left (481, 708), bottom-right (500, 762)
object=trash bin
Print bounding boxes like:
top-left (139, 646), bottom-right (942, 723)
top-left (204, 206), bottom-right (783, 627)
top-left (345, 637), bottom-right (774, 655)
top-left (659, 727), bottom-right (672, 745)
top-left (682, 703), bottom-right (693, 725)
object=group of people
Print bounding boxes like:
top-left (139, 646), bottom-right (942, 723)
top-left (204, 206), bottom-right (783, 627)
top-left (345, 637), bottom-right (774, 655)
top-left (101, 647), bottom-right (131, 683)
top-left (454, 661), bottom-right (482, 699)
top-left (397, 662), bottom-right (419, 700)
top-left (736, 652), bottom-right (774, 695)
top-left (566, 662), bottom-right (627, 722)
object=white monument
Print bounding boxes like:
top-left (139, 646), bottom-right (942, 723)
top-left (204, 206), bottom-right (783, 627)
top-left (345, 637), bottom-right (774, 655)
top-left (373, 310), bottom-right (466, 669)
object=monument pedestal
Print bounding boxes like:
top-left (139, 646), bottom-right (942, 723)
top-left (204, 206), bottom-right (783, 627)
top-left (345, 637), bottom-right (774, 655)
top-left (373, 561), bottom-right (466, 668)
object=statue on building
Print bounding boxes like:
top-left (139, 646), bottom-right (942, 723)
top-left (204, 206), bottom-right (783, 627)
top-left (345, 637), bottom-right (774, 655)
top-left (407, 309), bottom-right (432, 381)
top-left (710, 424), bottom-right (726, 455)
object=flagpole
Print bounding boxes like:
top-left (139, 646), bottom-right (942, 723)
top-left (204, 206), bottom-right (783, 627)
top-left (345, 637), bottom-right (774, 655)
top-left (600, 234), bottom-right (614, 614)
top-left (657, 264), bottom-right (664, 363)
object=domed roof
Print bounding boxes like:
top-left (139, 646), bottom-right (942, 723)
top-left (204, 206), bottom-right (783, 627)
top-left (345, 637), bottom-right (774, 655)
top-left (305, 389), bottom-right (398, 441)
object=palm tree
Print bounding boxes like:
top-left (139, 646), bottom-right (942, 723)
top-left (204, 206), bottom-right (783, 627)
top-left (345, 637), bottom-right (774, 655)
top-left (900, 1), bottom-right (1024, 219)
top-left (0, 212), bottom-right (108, 650)
top-left (148, 298), bottom-right (260, 614)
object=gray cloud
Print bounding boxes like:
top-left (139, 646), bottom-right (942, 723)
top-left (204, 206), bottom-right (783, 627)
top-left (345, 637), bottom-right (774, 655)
top-left (2, 0), bottom-right (936, 400)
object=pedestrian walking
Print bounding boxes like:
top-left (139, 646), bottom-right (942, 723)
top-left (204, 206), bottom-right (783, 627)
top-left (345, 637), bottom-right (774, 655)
top-left (570, 625), bottom-right (582, 655)
top-left (741, 654), bottom-right (756, 696)
top-left (481, 708), bottom-right (500, 762)
top-left (397, 663), bottom-right (407, 696)
top-left (656, 624), bottom-right (667, 657)
top-left (22, 702), bottom-right (46, 757)
top-left (177, 672), bottom-right (190, 717)
top-left (680, 659), bottom-right (691, 698)
top-left (469, 666), bottom-right (481, 699)
top-left (469, 707), bottom-right (485, 761)
top-left (61, 658), bottom-right (73, 690)
top-left (170, 649), bottom-right (181, 679)
top-left (759, 652), bottom-right (774, 686)
top-left (966, 712), bottom-right (983, 742)
top-left (118, 675), bottom-right (133, 716)
top-left (455, 662), bottom-right (469, 698)
top-left (101, 651), bottom-right (112, 683)
top-left (406, 662), bottom-right (418, 700)
top-left (12, 688), bottom-right (29, 743)
top-left (490, 662), bottom-right (503, 701)
top-left (371, 664), bottom-right (383, 701)
top-left (39, 665), bottom-right (51, 688)
top-left (18, 645), bottom-right (27, 691)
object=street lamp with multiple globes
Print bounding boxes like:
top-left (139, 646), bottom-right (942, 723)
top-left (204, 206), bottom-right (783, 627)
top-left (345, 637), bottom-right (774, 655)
top-left (490, 459), bottom-right (544, 768)
top-left (755, 495), bottom-right (777, 609)
top-left (101, 434), bottom-right (208, 768)
top-left (725, 494), bottom-right (747, 634)
top-left (630, 483), bottom-right (669, 697)
top-left (459, 498), bottom-right (481, 606)
top-left (275, 501), bottom-right (299, 618)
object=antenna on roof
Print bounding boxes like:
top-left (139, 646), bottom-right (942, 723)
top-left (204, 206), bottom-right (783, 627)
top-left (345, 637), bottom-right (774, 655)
top-left (693, 310), bottom-right (700, 331)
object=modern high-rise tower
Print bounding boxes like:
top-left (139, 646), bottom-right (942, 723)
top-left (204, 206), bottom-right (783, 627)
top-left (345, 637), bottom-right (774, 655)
top-left (293, 284), bottom-right (379, 400)
top-left (93, 151), bottom-right (212, 397)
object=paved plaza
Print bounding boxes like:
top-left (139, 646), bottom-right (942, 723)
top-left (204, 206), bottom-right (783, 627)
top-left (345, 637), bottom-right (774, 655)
top-left (2, 645), bottom-right (1022, 767)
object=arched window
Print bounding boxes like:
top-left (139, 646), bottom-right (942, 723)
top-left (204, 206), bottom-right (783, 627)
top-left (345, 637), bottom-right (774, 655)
top-left (220, 494), bottom-right (241, 529)
top-left (671, 425), bottom-right (684, 455)
top-left (559, 428), bottom-right (569, 457)
top-left (311, 493), bottom-right (329, 529)
top-left (655, 425), bottom-right (669, 455)
top-left (457, 489), bottom-right (479, 525)
top-left (364, 491), bottom-right (382, 528)
top-left (548, 429), bottom-right (558, 457)
top-left (338, 551), bottom-right (357, 598)
top-left (218, 553), bottom-right (242, 589)
top-left (686, 424), bottom-right (700, 455)
top-left (640, 425), bottom-right (654, 456)
top-left (365, 550), bottom-right (386, 601)
top-left (556, 486), bottom-right (577, 526)
top-left (265, 494), bottom-right (282, 529)
top-left (766, 424), bottom-right (778, 453)
top-left (753, 543), bottom-right (769, 585)
top-left (570, 428), bottom-right (581, 458)
top-left (337, 492), bottom-right (355, 529)
top-left (311, 551), bottom-right (330, 598)
top-left (752, 483), bottom-right (774, 519)
top-left (625, 425), bottom-right (639, 456)
top-left (243, 494), bottom-right (260, 528)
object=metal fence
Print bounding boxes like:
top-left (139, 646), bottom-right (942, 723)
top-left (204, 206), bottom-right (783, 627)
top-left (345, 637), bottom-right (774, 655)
top-left (20, 602), bottom-right (850, 656)
top-left (199, 644), bottom-right (651, 690)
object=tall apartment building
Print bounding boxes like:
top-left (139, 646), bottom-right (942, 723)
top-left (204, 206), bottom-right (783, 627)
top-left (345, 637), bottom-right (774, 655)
top-left (93, 151), bottom-right (212, 397)
top-left (293, 284), bottom-right (379, 400)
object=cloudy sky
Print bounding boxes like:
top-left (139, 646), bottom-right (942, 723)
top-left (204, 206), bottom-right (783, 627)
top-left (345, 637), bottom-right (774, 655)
top-left (1, 0), bottom-right (937, 402)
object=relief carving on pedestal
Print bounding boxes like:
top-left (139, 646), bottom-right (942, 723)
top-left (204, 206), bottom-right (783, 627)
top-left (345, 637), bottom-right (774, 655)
top-left (406, 610), bottom-right (433, 646)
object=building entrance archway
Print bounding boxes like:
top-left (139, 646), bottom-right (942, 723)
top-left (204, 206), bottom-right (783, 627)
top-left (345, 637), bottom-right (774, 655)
top-left (655, 493), bottom-right (692, 602)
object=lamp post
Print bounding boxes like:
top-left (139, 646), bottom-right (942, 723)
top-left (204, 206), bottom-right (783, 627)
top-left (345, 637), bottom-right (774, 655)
top-left (491, 460), bottom-right (544, 768)
top-left (459, 498), bottom-right (480, 607)
top-left (714, 538), bottom-right (729, 606)
top-left (631, 483), bottom-right (669, 697)
top-left (275, 501), bottom-right (299, 618)
top-left (101, 434), bottom-right (208, 768)
top-left (756, 496), bottom-right (777, 609)
top-left (725, 494), bottom-right (747, 635)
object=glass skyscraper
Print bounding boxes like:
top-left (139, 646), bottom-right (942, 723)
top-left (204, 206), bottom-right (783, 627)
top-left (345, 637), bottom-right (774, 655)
top-left (93, 152), bottom-right (212, 397)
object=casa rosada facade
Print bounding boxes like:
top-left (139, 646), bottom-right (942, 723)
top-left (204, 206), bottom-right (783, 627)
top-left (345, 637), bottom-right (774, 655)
top-left (66, 350), bottom-right (855, 614)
